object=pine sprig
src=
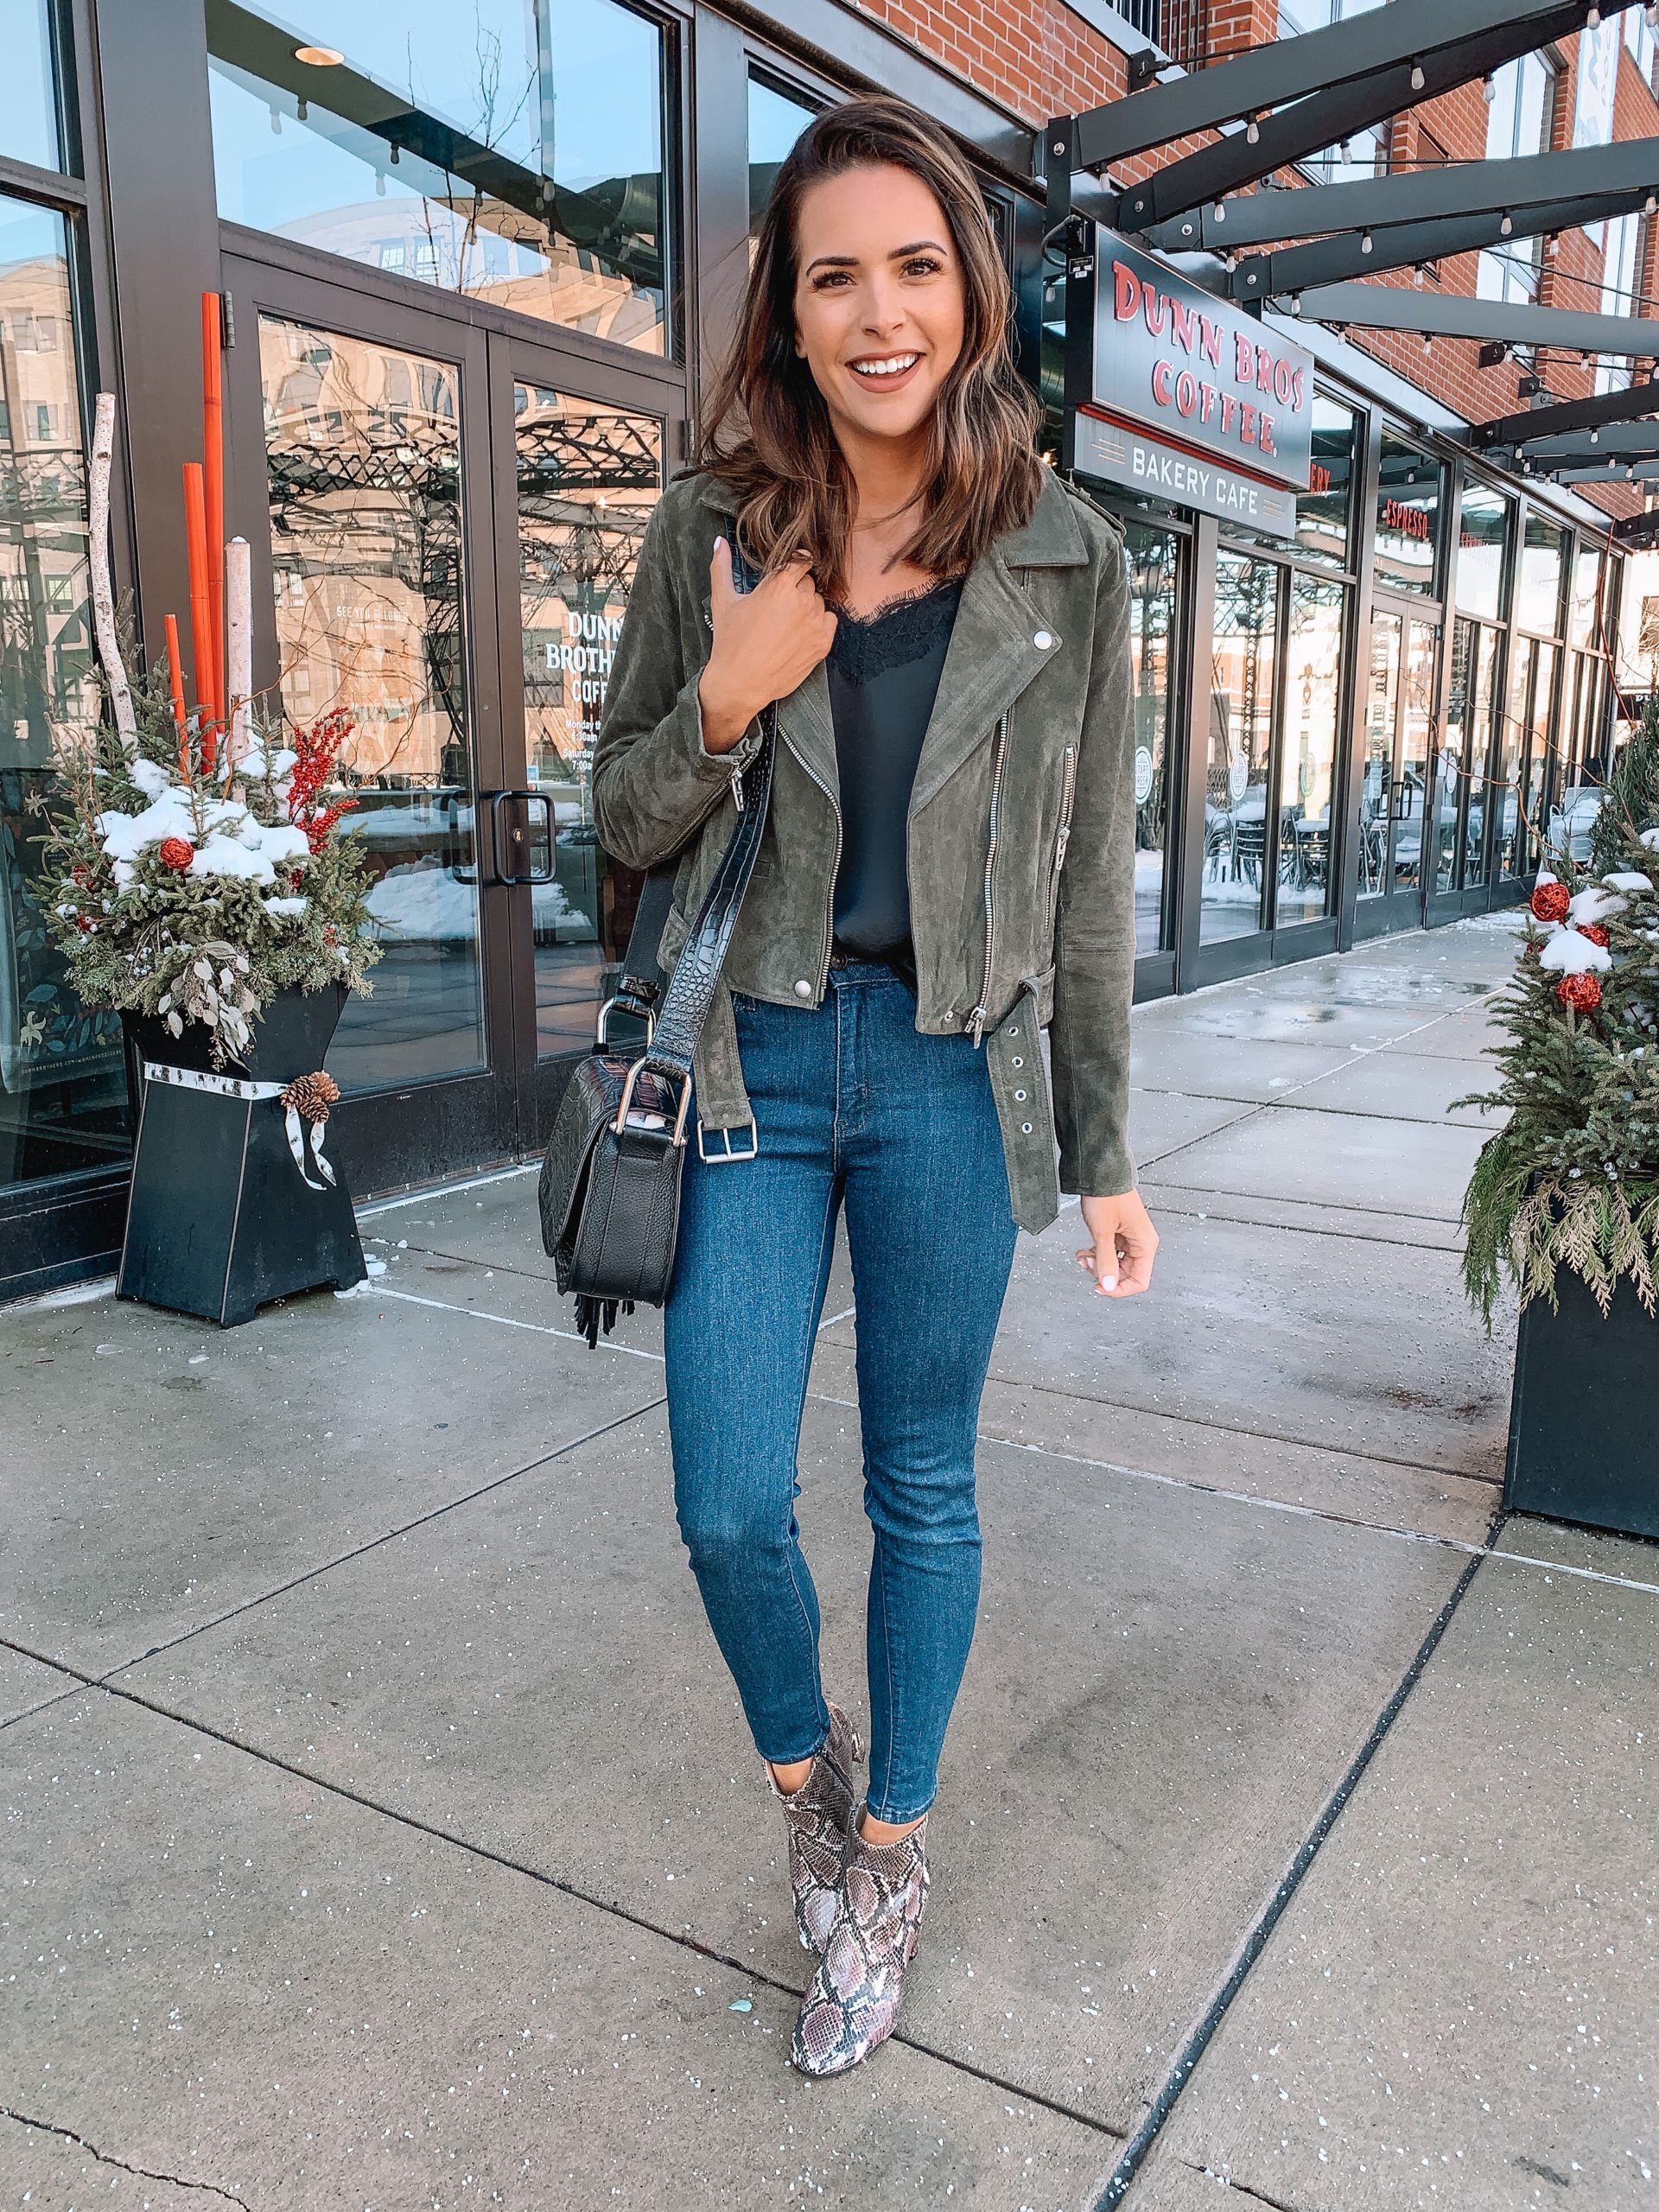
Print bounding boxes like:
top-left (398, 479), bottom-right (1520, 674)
top-left (1456, 722), bottom-right (1659, 1330)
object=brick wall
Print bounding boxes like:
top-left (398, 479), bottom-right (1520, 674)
top-left (850, 0), bottom-right (1659, 518)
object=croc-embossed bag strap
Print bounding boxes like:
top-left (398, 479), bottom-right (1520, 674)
top-left (620, 531), bottom-right (775, 1086)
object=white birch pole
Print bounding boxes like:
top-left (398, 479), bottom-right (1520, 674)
top-left (88, 391), bottom-right (137, 755)
top-left (226, 535), bottom-right (253, 772)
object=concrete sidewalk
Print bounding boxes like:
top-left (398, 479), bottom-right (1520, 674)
top-left (3, 915), bottom-right (1656, 2211)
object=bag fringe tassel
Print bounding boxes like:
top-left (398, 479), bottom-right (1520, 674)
top-left (574, 1293), bottom-right (635, 1349)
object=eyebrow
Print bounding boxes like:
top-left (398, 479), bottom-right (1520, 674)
top-left (803, 238), bottom-right (949, 274)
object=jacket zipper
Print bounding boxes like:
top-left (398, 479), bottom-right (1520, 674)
top-left (966, 569), bottom-right (1032, 1048)
top-left (791, 741), bottom-right (842, 999)
top-left (1052, 740), bottom-right (1077, 880)
top-left (966, 704), bottom-right (1012, 1047)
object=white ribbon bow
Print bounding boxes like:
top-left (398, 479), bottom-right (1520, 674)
top-left (141, 1059), bottom-right (338, 1192)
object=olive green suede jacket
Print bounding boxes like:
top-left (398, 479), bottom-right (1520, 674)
top-left (590, 461), bottom-right (1135, 1233)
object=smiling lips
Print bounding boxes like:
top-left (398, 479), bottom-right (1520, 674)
top-left (848, 351), bottom-right (921, 387)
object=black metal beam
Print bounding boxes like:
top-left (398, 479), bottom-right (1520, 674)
top-left (1076, 0), bottom-right (1631, 170)
top-left (1504, 421), bottom-right (1659, 461)
top-left (1612, 508), bottom-right (1659, 543)
top-left (1233, 184), bottom-right (1658, 302)
top-left (1291, 284), bottom-right (1659, 357)
top-left (1472, 375), bottom-right (1659, 449)
top-left (1151, 137), bottom-right (1659, 256)
top-left (1106, 5), bottom-right (1623, 236)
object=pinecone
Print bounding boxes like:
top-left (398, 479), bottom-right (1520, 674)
top-left (280, 1070), bottom-right (341, 1122)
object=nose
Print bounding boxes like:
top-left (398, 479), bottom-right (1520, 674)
top-left (860, 270), bottom-right (907, 336)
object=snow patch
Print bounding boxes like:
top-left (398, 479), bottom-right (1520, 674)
top-left (1539, 931), bottom-right (1613, 976)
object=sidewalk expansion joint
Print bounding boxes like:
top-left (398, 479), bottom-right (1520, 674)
top-left (1088, 1512), bottom-right (1507, 2212)
top-left (3, 1665), bottom-right (1125, 2147)
top-left (1, 2107), bottom-right (251, 2208)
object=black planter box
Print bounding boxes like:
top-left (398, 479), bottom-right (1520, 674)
top-left (1504, 1267), bottom-right (1659, 1540)
top-left (117, 983), bottom-right (367, 1327)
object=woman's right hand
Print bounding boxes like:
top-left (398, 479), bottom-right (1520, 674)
top-left (696, 535), bottom-right (837, 753)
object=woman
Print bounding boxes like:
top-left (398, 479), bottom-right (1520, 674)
top-left (592, 93), bottom-right (1157, 2077)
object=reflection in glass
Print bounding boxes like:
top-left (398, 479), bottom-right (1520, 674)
top-left (1374, 431), bottom-right (1442, 594)
top-left (512, 384), bottom-right (661, 1055)
top-left (1396, 620), bottom-right (1436, 896)
top-left (1297, 394), bottom-right (1357, 569)
top-left (1124, 520), bottom-right (1176, 955)
top-left (260, 315), bottom-right (484, 1087)
top-left (212, 0), bottom-right (671, 355)
top-left (1516, 512), bottom-right (1565, 636)
top-left (1203, 554), bottom-right (1277, 943)
top-left (1550, 648), bottom-right (1605, 864)
top-left (0, 0), bottom-right (63, 174)
top-left (1496, 633), bottom-right (1532, 879)
top-left (748, 76), bottom-right (817, 250)
top-left (1439, 618), bottom-right (1499, 893)
top-left (1567, 545), bottom-right (1604, 648)
top-left (1358, 611), bottom-right (1401, 900)
top-left (1522, 639), bottom-right (1557, 870)
top-left (1275, 575), bottom-right (1342, 925)
top-left (0, 198), bottom-right (129, 1194)
top-left (1455, 480), bottom-right (1510, 621)
top-left (1500, 633), bottom-right (1556, 875)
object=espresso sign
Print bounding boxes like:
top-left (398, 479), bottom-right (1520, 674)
top-left (1086, 232), bottom-right (1314, 494)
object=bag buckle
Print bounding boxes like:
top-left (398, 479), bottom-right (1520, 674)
top-left (613, 1058), bottom-right (692, 1145)
top-left (696, 1117), bottom-right (759, 1163)
top-left (596, 995), bottom-right (654, 1046)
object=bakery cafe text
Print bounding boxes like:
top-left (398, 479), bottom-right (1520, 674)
top-left (1114, 259), bottom-right (1306, 467)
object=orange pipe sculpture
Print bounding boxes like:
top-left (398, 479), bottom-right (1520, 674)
top-left (201, 292), bottom-right (226, 726)
top-left (183, 461), bottom-right (216, 776)
top-left (164, 612), bottom-right (189, 779)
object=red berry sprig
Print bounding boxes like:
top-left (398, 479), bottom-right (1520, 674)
top-left (287, 708), bottom-right (360, 855)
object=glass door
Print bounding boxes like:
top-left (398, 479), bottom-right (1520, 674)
top-left (487, 329), bottom-right (669, 1144)
top-left (226, 256), bottom-right (516, 1188)
top-left (1357, 603), bottom-right (1439, 936)
top-left (1431, 615), bottom-right (1503, 914)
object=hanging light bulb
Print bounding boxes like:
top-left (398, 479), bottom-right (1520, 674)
top-left (1646, 194), bottom-right (1656, 216)
top-left (1361, 230), bottom-right (1374, 255)
top-left (1500, 213), bottom-right (1514, 236)
top-left (1484, 74), bottom-right (1497, 104)
top-left (1586, 4), bottom-right (1601, 24)
top-left (1290, 293), bottom-right (1305, 315)
top-left (1410, 61), bottom-right (1426, 92)
top-left (296, 97), bottom-right (308, 122)
top-left (1592, 428), bottom-right (1600, 442)
top-left (1423, 333), bottom-right (1433, 354)
top-left (1414, 264), bottom-right (1427, 287)
top-left (1245, 113), bottom-right (1260, 144)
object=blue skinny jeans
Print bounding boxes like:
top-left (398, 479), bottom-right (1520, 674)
top-left (662, 960), bottom-right (1019, 1823)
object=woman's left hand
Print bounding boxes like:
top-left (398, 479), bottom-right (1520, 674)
top-left (1075, 1191), bottom-right (1159, 1299)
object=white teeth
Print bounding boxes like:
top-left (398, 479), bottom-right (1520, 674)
top-left (851, 354), bottom-right (918, 377)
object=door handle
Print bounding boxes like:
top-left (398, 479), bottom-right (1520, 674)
top-left (480, 790), bottom-right (556, 885)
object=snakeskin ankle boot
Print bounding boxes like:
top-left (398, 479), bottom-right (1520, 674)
top-left (790, 1809), bottom-right (930, 2077)
top-left (766, 1701), bottom-right (862, 1956)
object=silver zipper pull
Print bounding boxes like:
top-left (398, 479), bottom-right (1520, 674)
top-left (967, 1004), bottom-right (987, 1047)
top-left (730, 764), bottom-right (746, 811)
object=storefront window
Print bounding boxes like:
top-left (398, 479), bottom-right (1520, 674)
top-left (1516, 512), bottom-right (1566, 637)
top-left (748, 75), bottom-right (817, 249)
top-left (1498, 634), bottom-right (1557, 876)
top-left (1373, 432), bottom-right (1443, 595)
top-left (210, 0), bottom-right (672, 357)
top-left (259, 314), bottom-right (485, 1090)
top-left (0, 0), bottom-right (66, 174)
top-left (1568, 543), bottom-right (1605, 648)
top-left (512, 386), bottom-right (662, 1055)
top-left (1455, 480), bottom-right (1511, 622)
top-left (1297, 394), bottom-right (1358, 569)
top-left (1124, 520), bottom-right (1178, 955)
top-left (1203, 553), bottom-right (1277, 943)
top-left (1275, 575), bottom-right (1343, 925)
top-left (1439, 618), bottom-right (1501, 893)
top-left (0, 197), bottom-right (129, 1195)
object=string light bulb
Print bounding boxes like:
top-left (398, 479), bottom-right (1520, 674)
top-left (1361, 230), bottom-right (1374, 255)
top-left (1483, 74), bottom-right (1497, 103)
top-left (1245, 113), bottom-right (1260, 144)
top-left (1501, 212), bottom-right (1514, 236)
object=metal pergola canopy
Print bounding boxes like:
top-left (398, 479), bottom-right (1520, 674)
top-left (1471, 376), bottom-right (1659, 450)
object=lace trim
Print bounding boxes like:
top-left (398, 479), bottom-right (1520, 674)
top-left (826, 574), bottom-right (964, 684)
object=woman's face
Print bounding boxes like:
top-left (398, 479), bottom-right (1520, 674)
top-left (791, 162), bottom-right (966, 455)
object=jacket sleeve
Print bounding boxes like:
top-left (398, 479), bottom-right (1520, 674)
top-left (590, 489), bottom-right (766, 872)
top-left (1050, 516), bottom-right (1138, 1198)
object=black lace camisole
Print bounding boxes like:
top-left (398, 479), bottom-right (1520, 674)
top-left (823, 570), bottom-right (965, 986)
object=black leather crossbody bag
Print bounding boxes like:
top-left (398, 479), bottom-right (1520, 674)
top-left (537, 543), bottom-right (775, 1345)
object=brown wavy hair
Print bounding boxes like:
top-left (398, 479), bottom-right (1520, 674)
top-left (692, 94), bottom-right (1045, 598)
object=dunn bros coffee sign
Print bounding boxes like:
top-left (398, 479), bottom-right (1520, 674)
top-left (1073, 232), bottom-right (1315, 537)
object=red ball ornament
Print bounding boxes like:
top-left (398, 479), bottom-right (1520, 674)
top-left (1530, 879), bottom-right (1570, 924)
top-left (1555, 971), bottom-right (1602, 1014)
top-left (159, 836), bottom-right (194, 873)
top-left (1578, 922), bottom-right (1611, 949)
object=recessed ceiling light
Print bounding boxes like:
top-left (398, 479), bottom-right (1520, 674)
top-left (294, 44), bottom-right (344, 66)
